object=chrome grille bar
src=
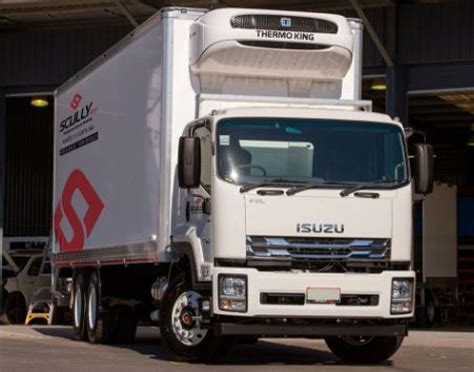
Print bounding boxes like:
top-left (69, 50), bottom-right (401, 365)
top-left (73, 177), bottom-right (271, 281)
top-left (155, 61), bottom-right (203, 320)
top-left (247, 236), bottom-right (390, 261)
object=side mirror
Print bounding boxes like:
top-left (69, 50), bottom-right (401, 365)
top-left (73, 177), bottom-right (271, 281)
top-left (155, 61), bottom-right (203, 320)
top-left (413, 143), bottom-right (434, 195)
top-left (178, 136), bottom-right (201, 189)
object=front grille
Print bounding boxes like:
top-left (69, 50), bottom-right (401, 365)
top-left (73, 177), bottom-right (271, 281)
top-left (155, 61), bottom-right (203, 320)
top-left (338, 294), bottom-right (379, 306)
top-left (231, 15), bottom-right (338, 34)
top-left (260, 292), bottom-right (379, 306)
top-left (247, 236), bottom-right (391, 262)
top-left (261, 293), bottom-right (305, 305)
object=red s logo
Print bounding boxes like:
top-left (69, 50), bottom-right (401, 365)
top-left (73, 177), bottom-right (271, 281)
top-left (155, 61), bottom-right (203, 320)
top-left (70, 94), bottom-right (82, 110)
top-left (54, 170), bottom-right (104, 252)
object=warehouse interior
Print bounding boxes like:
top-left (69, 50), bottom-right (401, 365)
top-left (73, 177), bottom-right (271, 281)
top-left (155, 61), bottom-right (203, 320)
top-left (1, 0), bottom-right (473, 325)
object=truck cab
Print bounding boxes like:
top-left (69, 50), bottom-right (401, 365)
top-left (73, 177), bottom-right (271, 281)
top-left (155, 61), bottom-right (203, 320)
top-left (167, 102), bottom-right (433, 362)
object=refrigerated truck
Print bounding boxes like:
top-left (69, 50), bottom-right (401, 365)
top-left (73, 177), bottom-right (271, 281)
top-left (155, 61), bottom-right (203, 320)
top-left (52, 7), bottom-right (434, 362)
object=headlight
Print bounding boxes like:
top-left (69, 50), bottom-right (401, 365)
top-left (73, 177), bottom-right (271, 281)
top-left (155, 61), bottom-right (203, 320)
top-left (218, 275), bottom-right (247, 312)
top-left (391, 278), bottom-right (414, 314)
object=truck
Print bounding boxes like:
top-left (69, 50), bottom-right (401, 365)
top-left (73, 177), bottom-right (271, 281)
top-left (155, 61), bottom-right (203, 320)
top-left (52, 7), bottom-right (434, 363)
top-left (1, 247), bottom-right (49, 325)
top-left (414, 182), bottom-right (458, 326)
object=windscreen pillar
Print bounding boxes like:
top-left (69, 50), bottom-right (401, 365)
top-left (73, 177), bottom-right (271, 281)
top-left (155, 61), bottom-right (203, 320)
top-left (0, 88), bottom-right (5, 258)
top-left (386, 65), bottom-right (408, 125)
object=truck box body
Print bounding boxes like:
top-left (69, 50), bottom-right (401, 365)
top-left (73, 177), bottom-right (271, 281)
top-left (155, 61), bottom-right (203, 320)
top-left (53, 9), bottom-right (203, 265)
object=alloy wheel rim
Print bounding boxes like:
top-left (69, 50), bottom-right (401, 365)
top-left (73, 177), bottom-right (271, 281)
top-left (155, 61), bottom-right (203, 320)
top-left (74, 288), bottom-right (82, 329)
top-left (171, 290), bottom-right (207, 346)
top-left (87, 286), bottom-right (97, 330)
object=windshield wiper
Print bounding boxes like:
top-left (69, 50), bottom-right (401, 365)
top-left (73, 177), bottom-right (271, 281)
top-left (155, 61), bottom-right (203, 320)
top-left (240, 179), bottom-right (306, 193)
top-left (286, 181), bottom-right (352, 196)
top-left (340, 179), bottom-right (394, 197)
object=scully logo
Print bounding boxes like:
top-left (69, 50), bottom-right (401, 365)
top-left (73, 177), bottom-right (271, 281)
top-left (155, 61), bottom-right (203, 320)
top-left (54, 170), bottom-right (104, 252)
top-left (60, 94), bottom-right (96, 133)
top-left (70, 94), bottom-right (82, 110)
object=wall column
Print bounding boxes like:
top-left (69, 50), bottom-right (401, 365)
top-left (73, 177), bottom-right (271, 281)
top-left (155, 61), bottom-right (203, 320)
top-left (0, 88), bottom-right (5, 259)
top-left (386, 65), bottom-right (408, 125)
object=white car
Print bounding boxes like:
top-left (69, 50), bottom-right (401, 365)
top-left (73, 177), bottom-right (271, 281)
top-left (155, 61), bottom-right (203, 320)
top-left (1, 250), bottom-right (50, 324)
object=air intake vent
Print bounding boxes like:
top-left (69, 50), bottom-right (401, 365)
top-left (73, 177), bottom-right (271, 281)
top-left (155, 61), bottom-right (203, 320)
top-left (231, 15), bottom-right (338, 34)
top-left (238, 41), bottom-right (330, 50)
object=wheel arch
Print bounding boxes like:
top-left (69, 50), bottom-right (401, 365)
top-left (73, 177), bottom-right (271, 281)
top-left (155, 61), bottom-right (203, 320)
top-left (170, 242), bottom-right (199, 285)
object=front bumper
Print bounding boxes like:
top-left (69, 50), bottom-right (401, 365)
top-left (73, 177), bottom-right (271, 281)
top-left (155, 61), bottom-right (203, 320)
top-left (214, 321), bottom-right (408, 337)
top-left (212, 268), bottom-right (415, 319)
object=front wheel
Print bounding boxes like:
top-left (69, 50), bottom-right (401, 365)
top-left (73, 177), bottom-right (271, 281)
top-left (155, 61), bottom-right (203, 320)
top-left (325, 336), bottom-right (404, 364)
top-left (159, 273), bottom-right (232, 362)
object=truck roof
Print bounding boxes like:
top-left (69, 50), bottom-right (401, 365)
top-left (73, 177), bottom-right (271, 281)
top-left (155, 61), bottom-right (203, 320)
top-left (209, 106), bottom-right (401, 128)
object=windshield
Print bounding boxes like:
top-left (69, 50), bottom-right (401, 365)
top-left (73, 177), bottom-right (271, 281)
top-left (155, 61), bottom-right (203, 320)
top-left (216, 117), bottom-right (408, 188)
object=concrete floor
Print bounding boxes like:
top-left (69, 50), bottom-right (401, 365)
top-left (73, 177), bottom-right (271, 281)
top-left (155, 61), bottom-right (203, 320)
top-left (0, 326), bottom-right (473, 371)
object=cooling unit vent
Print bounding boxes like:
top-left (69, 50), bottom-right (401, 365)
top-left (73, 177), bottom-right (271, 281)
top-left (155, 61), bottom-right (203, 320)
top-left (230, 15), bottom-right (338, 34)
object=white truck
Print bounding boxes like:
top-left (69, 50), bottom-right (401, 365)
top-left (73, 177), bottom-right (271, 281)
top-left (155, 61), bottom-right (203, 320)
top-left (52, 7), bottom-right (434, 363)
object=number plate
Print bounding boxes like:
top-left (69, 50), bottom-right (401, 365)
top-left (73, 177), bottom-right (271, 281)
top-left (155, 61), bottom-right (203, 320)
top-left (306, 287), bottom-right (341, 304)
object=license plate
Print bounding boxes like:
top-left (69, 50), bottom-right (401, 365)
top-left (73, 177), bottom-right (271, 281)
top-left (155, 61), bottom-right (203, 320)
top-left (306, 287), bottom-right (341, 304)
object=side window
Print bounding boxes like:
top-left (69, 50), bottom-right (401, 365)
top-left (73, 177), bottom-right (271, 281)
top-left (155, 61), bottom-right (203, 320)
top-left (193, 126), bottom-right (212, 192)
top-left (27, 257), bottom-right (42, 276)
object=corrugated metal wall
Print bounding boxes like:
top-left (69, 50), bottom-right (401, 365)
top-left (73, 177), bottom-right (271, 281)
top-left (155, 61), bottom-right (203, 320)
top-left (4, 97), bottom-right (53, 236)
top-left (1, 24), bottom-right (132, 237)
top-left (399, 0), bottom-right (474, 64)
top-left (339, 7), bottom-right (387, 68)
top-left (0, 23), bottom-right (132, 87)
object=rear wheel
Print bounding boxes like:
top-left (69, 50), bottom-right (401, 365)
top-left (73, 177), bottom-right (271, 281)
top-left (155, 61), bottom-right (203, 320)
top-left (416, 292), bottom-right (437, 328)
top-left (86, 272), bottom-right (116, 344)
top-left (325, 336), bottom-right (404, 363)
top-left (73, 273), bottom-right (89, 340)
top-left (160, 273), bottom-right (232, 362)
top-left (422, 294), bottom-right (437, 328)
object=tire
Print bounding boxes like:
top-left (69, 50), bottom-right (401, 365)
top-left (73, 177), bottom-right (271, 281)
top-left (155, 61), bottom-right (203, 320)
top-left (4, 292), bottom-right (27, 325)
top-left (115, 312), bottom-right (138, 344)
top-left (416, 293), bottom-right (437, 328)
top-left (159, 273), bottom-right (232, 362)
top-left (73, 272), bottom-right (89, 341)
top-left (86, 272), bottom-right (116, 344)
top-left (325, 336), bottom-right (404, 364)
top-left (424, 295), bottom-right (437, 328)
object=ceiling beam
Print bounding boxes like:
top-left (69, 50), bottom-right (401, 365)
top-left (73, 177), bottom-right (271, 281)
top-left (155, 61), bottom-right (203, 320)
top-left (0, 2), bottom-right (117, 15)
top-left (115, 0), bottom-right (139, 27)
top-left (349, 0), bottom-right (394, 67)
